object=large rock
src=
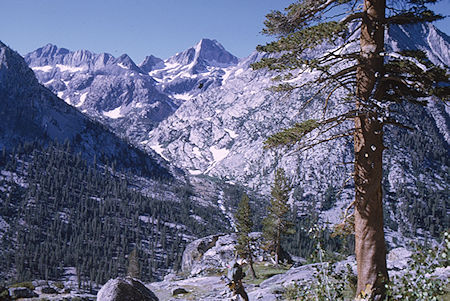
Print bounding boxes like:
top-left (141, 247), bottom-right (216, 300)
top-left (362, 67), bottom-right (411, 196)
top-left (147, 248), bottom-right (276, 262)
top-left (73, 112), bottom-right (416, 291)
top-left (172, 287), bottom-right (189, 296)
top-left (8, 287), bottom-right (38, 299)
top-left (97, 277), bottom-right (158, 301)
top-left (181, 234), bottom-right (222, 275)
top-left (181, 232), bottom-right (286, 277)
top-left (387, 247), bottom-right (412, 270)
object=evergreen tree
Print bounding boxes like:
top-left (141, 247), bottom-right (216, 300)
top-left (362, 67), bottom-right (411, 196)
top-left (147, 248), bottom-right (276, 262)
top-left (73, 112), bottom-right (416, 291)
top-left (253, 0), bottom-right (448, 299)
top-left (235, 193), bottom-right (256, 278)
top-left (262, 168), bottom-right (294, 265)
top-left (127, 247), bottom-right (140, 279)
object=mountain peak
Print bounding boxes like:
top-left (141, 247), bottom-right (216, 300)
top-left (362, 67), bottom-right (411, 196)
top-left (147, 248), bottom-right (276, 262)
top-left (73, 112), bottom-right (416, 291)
top-left (33, 44), bottom-right (70, 60)
top-left (0, 41), bottom-right (39, 89)
top-left (167, 38), bottom-right (238, 69)
top-left (114, 53), bottom-right (141, 72)
top-left (139, 55), bottom-right (164, 73)
top-left (195, 38), bottom-right (220, 49)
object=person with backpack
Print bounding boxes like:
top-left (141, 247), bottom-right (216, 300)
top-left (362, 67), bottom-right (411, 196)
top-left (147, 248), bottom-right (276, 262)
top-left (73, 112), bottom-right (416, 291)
top-left (227, 260), bottom-right (249, 301)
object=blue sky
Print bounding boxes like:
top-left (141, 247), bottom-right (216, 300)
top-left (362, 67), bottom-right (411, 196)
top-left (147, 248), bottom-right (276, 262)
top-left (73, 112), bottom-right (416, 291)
top-left (0, 0), bottom-right (448, 63)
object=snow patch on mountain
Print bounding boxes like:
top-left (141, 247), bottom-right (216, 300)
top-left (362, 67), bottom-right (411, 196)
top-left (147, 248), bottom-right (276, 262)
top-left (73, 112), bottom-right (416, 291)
top-left (103, 106), bottom-right (123, 119)
top-left (56, 64), bottom-right (85, 73)
top-left (32, 65), bottom-right (53, 72)
top-left (78, 92), bottom-right (88, 107)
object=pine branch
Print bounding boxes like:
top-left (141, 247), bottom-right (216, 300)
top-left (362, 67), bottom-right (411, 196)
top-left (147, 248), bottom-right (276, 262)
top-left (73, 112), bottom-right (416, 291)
top-left (386, 10), bottom-right (444, 24)
top-left (264, 119), bottom-right (320, 149)
top-left (295, 130), bottom-right (354, 152)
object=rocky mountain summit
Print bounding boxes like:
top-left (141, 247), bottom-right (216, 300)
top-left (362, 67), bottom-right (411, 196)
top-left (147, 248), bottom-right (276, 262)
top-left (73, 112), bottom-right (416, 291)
top-left (148, 38), bottom-right (239, 101)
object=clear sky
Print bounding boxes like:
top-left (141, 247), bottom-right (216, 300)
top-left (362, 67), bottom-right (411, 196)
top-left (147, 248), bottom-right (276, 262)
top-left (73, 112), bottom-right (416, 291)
top-left (0, 0), bottom-right (449, 64)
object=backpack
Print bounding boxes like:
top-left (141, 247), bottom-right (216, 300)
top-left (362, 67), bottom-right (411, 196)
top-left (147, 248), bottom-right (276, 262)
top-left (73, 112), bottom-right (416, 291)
top-left (232, 265), bottom-right (245, 281)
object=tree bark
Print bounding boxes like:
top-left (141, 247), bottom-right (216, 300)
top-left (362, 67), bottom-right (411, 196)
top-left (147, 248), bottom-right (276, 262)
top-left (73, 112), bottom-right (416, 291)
top-left (354, 0), bottom-right (388, 299)
top-left (248, 245), bottom-right (257, 279)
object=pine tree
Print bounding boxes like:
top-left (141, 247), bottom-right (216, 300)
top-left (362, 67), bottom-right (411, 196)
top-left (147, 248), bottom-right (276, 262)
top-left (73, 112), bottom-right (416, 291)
top-left (235, 192), bottom-right (256, 278)
top-left (262, 168), bottom-right (294, 265)
top-left (127, 247), bottom-right (140, 279)
top-left (253, 1), bottom-right (448, 299)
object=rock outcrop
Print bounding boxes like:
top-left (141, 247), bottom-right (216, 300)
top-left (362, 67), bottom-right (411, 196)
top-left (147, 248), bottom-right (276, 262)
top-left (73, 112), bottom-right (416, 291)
top-left (97, 277), bottom-right (158, 301)
top-left (181, 234), bottom-right (222, 275)
top-left (181, 232), bottom-right (292, 277)
top-left (8, 287), bottom-right (38, 299)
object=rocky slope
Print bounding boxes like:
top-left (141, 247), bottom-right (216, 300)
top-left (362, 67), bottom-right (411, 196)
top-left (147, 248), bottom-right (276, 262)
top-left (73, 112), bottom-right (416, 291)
top-left (144, 233), bottom-right (449, 300)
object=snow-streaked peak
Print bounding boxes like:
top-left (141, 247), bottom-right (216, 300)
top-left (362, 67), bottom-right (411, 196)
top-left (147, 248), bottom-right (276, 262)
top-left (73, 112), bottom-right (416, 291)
top-left (165, 38), bottom-right (238, 70)
top-left (139, 55), bottom-right (164, 73)
top-left (145, 38), bottom-right (240, 100)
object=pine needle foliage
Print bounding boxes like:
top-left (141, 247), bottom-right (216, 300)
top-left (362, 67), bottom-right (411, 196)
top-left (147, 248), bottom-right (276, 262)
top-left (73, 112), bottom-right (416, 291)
top-left (263, 168), bottom-right (295, 264)
top-left (235, 193), bottom-right (257, 278)
top-left (264, 119), bottom-right (320, 149)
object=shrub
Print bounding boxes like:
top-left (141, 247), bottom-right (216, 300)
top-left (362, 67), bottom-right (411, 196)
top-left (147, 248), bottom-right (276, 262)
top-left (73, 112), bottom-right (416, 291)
top-left (9, 282), bottom-right (35, 290)
top-left (385, 231), bottom-right (449, 300)
top-left (284, 230), bottom-right (449, 300)
top-left (53, 282), bottom-right (65, 290)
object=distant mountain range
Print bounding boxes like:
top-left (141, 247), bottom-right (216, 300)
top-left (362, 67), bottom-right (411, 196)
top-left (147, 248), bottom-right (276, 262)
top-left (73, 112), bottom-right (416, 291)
top-left (24, 39), bottom-right (238, 145)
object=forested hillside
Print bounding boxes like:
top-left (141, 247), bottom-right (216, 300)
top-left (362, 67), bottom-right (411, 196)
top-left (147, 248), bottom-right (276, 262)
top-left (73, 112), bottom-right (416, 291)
top-left (0, 142), bottom-right (229, 286)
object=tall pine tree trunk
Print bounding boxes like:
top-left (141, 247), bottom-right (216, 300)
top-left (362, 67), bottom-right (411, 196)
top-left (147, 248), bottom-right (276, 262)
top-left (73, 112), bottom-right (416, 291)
top-left (354, 0), bottom-right (388, 299)
top-left (275, 225), bottom-right (281, 265)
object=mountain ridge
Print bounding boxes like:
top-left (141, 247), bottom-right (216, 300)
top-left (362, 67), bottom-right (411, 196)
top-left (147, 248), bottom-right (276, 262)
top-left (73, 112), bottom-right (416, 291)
top-left (25, 44), bottom-right (178, 145)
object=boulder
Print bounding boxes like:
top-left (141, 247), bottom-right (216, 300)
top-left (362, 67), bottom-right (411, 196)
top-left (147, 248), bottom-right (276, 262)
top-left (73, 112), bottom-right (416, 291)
top-left (97, 277), bottom-right (158, 301)
top-left (172, 287), bottom-right (189, 296)
top-left (387, 247), bottom-right (412, 270)
top-left (8, 287), bottom-right (38, 299)
top-left (182, 234), bottom-right (239, 276)
top-left (181, 234), bottom-right (221, 275)
top-left (181, 232), bottom-right (294, 277)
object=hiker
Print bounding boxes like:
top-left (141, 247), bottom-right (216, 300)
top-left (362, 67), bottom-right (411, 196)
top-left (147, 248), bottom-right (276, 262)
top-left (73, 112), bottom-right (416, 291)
top-left (227, 260), bottom-right (249, 301)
